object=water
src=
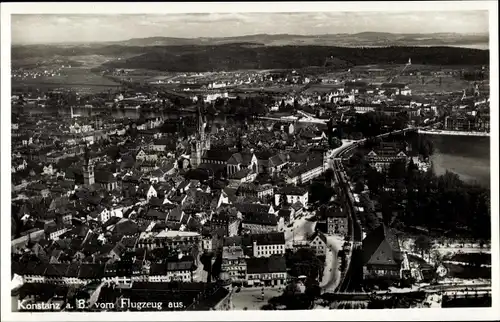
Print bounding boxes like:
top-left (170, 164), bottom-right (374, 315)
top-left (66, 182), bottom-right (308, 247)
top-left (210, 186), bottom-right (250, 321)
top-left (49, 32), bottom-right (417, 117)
top-left (22, 106), bottom-right (184, 120)
top-left (425, 134), bottom-right (490, 188)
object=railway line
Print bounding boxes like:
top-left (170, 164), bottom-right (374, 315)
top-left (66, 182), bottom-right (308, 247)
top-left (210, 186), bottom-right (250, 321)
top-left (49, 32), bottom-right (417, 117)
top-left (329, 127), bottom-right (416, 293)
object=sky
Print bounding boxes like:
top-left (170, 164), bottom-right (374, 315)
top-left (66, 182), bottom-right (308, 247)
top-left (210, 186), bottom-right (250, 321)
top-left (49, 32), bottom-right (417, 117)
top-left (11, 11), bottom-right (489, 44)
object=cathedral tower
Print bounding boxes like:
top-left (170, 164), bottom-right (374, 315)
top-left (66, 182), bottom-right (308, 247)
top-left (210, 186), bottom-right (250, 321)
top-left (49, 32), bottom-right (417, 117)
top-left (190, 106), bottom-right (210, 168)
top-left (83, 146), bottom-right (95, 186)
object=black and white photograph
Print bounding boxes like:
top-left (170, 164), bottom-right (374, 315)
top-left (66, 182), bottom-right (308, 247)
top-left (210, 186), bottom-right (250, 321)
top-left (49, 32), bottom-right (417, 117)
top-left (1, 2), bottom-right (498, 321)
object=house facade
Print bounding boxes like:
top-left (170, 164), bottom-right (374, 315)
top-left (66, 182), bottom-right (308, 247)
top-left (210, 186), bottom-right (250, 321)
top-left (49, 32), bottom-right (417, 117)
top-left (327, 212), bottom-right (348, 237)
top-left (274, 185), bottom-right (308, 208)
top-left (246, 256), bottom-right (287, 286)
top-left (251, 232), bottom-right (286, 258)
top-left (365, 142), bottom-right (409, 172)
top-left (308, 231), bottom-right (328, 256)
top-left (221, 245), bottom-right (247, 283)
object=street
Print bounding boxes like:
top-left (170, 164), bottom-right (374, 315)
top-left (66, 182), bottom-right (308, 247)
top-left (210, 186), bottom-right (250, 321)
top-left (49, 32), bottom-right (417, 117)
top-left (192, 251), bottom-right (209, 283)
top-left (320, 235), bottom-right (344, 292)
top-left (284, 213), bottom-right (316, 248)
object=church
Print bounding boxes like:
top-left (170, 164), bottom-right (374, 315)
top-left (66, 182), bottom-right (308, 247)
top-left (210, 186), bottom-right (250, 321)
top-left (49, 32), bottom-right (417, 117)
top-left (190, 107), bottom-right (211, 168)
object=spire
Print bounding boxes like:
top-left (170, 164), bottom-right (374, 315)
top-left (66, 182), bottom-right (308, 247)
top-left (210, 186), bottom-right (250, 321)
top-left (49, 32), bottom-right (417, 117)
top-left (197, 105), bottom-right (205, 135)
top-left (84, 144), bottom-right (90, 166)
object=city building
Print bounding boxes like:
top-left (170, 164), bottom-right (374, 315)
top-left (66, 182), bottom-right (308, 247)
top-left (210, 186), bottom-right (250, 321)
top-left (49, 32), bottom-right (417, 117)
top-left (326, 211), bottom-right (348, 237)
top-left (274, 185), bottom-right (308, 208)
top-left (190, 107), bottom-right (211, 168)
top-left (366, 142), bottom-right (409, 172)
top-left (286, 157), bottom-right (325, 185)
top-left (221, 243), bottom-right (247, 284)
top-left (251, 232), bottom-right (286, 258)
top-left (308, 231), bottom-right (328, 256)
top-left (241, 213), bottom-right (284, 234)
top-left (245, 256), bottom-right (287, 286)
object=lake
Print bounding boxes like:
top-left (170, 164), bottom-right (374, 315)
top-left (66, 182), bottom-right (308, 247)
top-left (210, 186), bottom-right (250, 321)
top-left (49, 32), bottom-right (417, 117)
top-left (425, 134), bottom-right (490, 188)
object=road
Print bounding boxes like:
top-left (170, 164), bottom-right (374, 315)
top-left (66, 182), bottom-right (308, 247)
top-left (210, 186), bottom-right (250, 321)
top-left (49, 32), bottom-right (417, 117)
top-left (283, 213), bottom-right (316, 248)
top-left (320, 236), bottom-right (344, 293)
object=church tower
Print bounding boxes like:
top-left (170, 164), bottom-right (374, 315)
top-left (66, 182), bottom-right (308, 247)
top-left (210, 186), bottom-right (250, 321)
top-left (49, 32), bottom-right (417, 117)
top-left (190, 106), bottom-right (210, 168)
top-left (83, 146), bottom-right (95, 186)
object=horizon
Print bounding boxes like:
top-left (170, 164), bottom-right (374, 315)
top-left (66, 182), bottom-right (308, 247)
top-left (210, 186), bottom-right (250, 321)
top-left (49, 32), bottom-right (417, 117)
top-left (12, 11), bottom-right (489, 45)
top-left (11, 31), bottom-right (491, 46)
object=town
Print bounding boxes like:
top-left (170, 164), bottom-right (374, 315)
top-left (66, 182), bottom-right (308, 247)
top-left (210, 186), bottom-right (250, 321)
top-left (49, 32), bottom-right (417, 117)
top-left (10, 57), bottom-right (492, 311)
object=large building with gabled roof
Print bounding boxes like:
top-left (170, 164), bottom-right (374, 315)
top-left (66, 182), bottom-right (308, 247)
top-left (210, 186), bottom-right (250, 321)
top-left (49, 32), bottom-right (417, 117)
top-left (362, 224), bottom-right (403, 281)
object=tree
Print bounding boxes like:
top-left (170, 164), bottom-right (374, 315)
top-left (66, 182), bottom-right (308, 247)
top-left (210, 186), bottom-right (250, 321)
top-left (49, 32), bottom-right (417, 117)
top-left (309, 182), bottom-right (334, 204)
top-left (430, 250), bottom-right (444, 268)
top-left (349, 151), bottom-right (365, 167)
top-left (351, 131), bottom-right (363, 140)
top-left (387, 159), bottom-right (407, 180)
top-left (324, 168), bottom-right (334, 183)
top-left (280, 193), bottom-right (289, 206)
top-left (363, 212), bottom-right (381, 234)
top-left (330, 137), bottom-right (342, 149)
top-left (414, 235), bottom-right (432, 258)
top-left (366, 167), bottom-right (385, 195)
top-left (354, 180), bottom-right (365, 193)
top-left (287, 248), bottom-right (324, 281)
top-left (279, 99), bottom-right (286, 111)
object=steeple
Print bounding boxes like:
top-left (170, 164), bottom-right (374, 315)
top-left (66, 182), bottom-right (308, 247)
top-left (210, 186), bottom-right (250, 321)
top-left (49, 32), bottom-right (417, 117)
top-left (83, 145), bottom-right (94, 186)
top-left (190, 106), bottom-right (210, 169)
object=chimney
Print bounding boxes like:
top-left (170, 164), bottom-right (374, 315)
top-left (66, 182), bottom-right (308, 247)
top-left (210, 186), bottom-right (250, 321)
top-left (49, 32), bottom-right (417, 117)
top-left (253, 240), bottom-right (258, 257)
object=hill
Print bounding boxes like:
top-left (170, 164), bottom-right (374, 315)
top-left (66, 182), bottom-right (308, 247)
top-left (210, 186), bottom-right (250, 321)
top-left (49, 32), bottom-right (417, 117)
top-left (101, 44), bottom-right (489, 72)
top-left (100, 32), bottom-right (489, 48)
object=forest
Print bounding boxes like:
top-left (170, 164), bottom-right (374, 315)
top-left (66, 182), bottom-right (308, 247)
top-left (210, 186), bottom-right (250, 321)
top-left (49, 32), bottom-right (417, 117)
top-left (346, 144), bottom-right (490, 239)
top-left (101, 44), bottom-right (489, 72)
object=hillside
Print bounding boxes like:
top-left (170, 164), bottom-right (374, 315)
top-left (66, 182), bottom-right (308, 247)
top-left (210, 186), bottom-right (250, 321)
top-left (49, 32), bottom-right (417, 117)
top-left (99, 32), bottom-right (489, 48)
top-left (101, 44), bottom-right (489, 72)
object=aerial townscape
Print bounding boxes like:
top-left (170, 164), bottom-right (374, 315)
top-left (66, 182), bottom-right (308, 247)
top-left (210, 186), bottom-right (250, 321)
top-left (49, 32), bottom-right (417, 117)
top-left (8, 12), bottom-right (492, 313)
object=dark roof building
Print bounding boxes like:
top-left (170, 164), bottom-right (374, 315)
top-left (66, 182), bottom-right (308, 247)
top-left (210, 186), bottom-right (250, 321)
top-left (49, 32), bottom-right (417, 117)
top-left (362, 224), bottom-right (402, 281)
top-left (246, 256), bottom-right (287, 274)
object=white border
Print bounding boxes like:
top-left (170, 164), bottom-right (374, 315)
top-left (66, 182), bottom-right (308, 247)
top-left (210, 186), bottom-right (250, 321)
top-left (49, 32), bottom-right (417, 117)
top-left (1, 2), bottom-right (498, 321)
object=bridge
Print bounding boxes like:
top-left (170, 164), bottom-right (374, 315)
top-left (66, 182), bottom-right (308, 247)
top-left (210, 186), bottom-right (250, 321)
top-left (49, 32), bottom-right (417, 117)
top-left (418, 129), bottom-right (490, 137)
top-left (296, 110), bottom-right (328, 124)
top-left (257, 111), bottom-right (328, 124)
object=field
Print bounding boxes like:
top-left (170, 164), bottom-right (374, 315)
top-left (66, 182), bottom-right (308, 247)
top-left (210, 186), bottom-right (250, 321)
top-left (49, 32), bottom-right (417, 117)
top-left (348, 64), bottom-right (479, 94)
top-left (12, 67), bottom-right (122, 94)
top-left (236, 85), bottom-right (304, 94)
top-left (303, 84), bottom-right (344, 94)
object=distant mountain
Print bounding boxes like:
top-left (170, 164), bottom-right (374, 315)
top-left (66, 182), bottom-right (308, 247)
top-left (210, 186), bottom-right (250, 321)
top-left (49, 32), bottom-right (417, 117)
top-left (100, 32), bottom-right (489, 48)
